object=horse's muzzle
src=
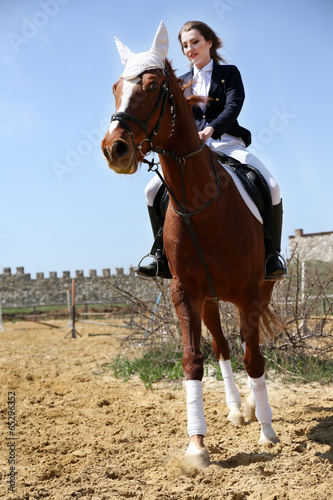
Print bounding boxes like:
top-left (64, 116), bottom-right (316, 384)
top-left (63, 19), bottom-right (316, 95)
top-left (101, 134), bottom-right (137, 174)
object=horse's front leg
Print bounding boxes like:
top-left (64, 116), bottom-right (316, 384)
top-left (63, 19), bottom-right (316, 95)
top-left (239, 292), bottom-right (278, 445)
top-left (171, 280), bottom-right (210, 467)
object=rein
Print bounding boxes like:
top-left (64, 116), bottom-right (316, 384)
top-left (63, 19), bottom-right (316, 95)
top-left (151, 153), bottom-right (219, 302)
top-left (110, 63), bottom-right (219, 302)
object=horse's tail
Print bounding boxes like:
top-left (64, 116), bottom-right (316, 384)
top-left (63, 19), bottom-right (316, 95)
top-left (259, 306), bottom-right (285, 344)
top-left (258, 281), bottom-right (285, 344)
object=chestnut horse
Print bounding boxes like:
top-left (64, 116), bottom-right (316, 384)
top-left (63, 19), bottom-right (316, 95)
top-left (102, 23), bottom-right (279, 466)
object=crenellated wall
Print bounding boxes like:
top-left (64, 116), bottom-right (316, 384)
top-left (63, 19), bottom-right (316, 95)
top-left (0, 267), bottom-right (157, 308)
top-left (1, 229), bottom-right (332, 308)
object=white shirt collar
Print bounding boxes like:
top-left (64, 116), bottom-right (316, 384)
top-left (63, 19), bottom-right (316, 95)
top-left (193, 59), bottom-right (213, 77)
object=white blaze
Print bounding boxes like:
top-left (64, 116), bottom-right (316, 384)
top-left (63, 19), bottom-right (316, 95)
top-left (108, 77), bottom-right (139, 135)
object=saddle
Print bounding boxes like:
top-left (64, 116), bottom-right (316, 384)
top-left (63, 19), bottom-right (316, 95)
top-left (214, 151), bottom-right (272, 223)
top-left (153, 152), bottom-right (272, 225)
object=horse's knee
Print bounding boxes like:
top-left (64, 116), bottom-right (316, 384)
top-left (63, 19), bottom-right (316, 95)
top-left (212, 337), bottom-right (230, 361)
top-left (243, 349), bottom-right (265, 379)
top-left (182, 351), bottom-right (204, 380)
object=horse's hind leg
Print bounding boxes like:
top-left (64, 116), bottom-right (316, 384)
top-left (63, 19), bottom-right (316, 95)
top-left (240, 280), bottom-right (276, 424)
top-left (239, 290), bottom-right (278, 444)
top-left (239, 328), bottom-right (256, 422)
top-left (202, 299), bottom-right (244, 426)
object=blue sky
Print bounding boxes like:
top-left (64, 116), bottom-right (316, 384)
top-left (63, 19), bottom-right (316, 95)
top-left (1, 0), bottom-right (332, 277)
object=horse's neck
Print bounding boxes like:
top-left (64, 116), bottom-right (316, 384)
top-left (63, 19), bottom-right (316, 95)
top-left (159, 65), bottom-right (218, 211)
top-left (159, 142), bottom-right (215, 213)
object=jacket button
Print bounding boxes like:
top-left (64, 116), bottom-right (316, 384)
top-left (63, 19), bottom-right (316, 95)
top-left (202, 115), bottom-right (206, 119)
top-left (216, 98), bottom-right (220, 101)
top-left (221, 79), bottom-right (225, 84)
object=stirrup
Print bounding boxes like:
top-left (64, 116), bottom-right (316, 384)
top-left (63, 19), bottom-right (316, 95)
top-left (264, 253), bottom-right (288, 281)
top-left (135, 253), bottom-right (159, 281)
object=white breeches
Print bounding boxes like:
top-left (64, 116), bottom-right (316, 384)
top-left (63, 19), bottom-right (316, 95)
top-left (145, 135), bottom-right (281, 207)
top-left (145, 174), bottom-right (163, 207)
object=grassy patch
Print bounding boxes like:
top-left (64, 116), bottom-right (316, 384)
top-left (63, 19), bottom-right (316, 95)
top-left (99, 346), bottom-right (248, 388)
top-left (263, 349), bottom-right (333, 383)
top-left (3, 305), bottom-right (67, 315)
top-left (100, 348), bottom-right (185, 388)
top-left (3, 302), bottom-right (127, 314)
top-left (99, 345), bottom-right (333, 388)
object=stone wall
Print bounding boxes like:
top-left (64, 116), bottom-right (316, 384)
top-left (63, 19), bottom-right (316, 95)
top-left (0, 267), bottom-right (157, 308)
top-left (2, 229), bottom-right (331, 308)
top-left (289, 229), bottom-right (333, 262)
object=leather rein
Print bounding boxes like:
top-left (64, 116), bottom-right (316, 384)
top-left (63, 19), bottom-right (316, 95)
top-left (110, 63), bottom-right (219, 302)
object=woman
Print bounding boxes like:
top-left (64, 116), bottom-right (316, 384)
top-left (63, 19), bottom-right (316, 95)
top-left (135, 20), bottom-right (287, 281)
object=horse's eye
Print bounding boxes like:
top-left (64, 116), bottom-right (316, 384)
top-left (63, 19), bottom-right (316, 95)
top-left (147, 82), bottom-right (158, 91)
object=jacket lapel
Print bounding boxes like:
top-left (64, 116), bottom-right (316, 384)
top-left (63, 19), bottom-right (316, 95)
top-left (209, 61), bottom-right (223, 97)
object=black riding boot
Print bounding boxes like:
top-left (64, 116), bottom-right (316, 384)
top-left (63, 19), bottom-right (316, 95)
top-left (134, 206), bottom-right (171, 279)
top-left (264, 200), bottom-right (288, 280)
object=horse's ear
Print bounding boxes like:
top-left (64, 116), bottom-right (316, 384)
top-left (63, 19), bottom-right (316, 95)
top-left (150, 21), bottom-right (169, 60)
top-left (114, 37), bottom-right (134, 65)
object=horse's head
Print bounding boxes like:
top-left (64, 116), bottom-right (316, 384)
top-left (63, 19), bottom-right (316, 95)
top-left (101, 21), bottom-right (174, 174)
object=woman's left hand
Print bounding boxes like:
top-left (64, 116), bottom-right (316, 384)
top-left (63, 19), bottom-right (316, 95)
top-left (198, 126), bottom-right (214, 143)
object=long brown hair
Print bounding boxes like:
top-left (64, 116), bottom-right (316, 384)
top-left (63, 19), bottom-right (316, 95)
top-left (178, 21), bottom-right (226, 64)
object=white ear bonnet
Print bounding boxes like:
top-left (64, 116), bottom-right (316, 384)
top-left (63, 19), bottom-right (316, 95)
top-left (114, 21), bottom-right (169, 80)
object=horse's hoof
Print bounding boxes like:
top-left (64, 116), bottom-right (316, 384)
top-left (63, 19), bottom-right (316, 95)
top-left (258, 423), bottom-right (279, 445)
top-left (227, 404), bottom-right (245, 426)
top-left (185, 442), bottom-right (211, 468)
top-left (244, 392), bottom-right (256, 422)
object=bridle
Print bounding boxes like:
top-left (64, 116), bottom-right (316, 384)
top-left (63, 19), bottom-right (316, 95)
top-left (110, 62), bottom-right (176, 162)
top-left (110, 62), bottom-right (220, 302)
top-left (110, 62), bottom-right (208, 167)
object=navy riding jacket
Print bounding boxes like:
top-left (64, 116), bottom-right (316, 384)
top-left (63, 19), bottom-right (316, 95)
top-left (180, 62), bottom-right (251, 147)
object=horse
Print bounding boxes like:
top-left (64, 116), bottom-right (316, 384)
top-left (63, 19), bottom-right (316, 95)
top-left (101, 22), bottom-right (279, 467)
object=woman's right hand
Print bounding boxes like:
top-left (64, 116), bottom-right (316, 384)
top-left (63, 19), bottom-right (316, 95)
top-left (198, 126), bottom-right (214, 143)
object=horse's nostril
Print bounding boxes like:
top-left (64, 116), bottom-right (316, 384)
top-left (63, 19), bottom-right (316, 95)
top-left (111, 140), bottom-right (129, 159)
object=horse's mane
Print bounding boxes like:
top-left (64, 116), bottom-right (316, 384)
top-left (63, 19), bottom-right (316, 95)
top-left (179, 79), bottom-right (211, 110)
top-left (165, 59), bottom-right (210, 116)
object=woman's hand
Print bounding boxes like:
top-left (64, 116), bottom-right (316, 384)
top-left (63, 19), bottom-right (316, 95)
top-left (198, 126), bottom-right (214, 143)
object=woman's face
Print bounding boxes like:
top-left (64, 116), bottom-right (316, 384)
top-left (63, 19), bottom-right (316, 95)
top-left (181, 28), bottom-right (212, 69)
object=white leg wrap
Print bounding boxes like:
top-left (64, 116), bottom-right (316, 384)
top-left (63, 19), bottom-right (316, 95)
top-left (186, 380), bottom-right (207, 437)
top-left (219, 359), bottom-right (241, 408)
top-left (248, 374), bottom-right (272, 424)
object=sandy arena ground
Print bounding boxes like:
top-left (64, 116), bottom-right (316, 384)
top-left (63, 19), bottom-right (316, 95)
top-left (0, 319), bottom-right (332, 499)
